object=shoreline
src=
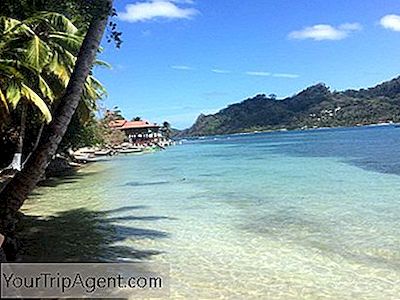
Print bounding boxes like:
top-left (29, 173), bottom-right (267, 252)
top-left (180, 121), bottom-right (399, 139)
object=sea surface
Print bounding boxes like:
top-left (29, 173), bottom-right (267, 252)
top-left (21, 125), bottom-right (400, 299)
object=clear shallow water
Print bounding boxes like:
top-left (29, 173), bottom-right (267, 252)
top-left (21, 125), bottom-right (400, 299)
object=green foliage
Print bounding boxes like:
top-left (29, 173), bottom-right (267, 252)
top-left (106, 108), bottom-right (124, 121)
top-left (60, 113), bottom-right (105, 151)
top-left (0, 13), bottom-right (82, 122)
top-left (183, 77), bottom-right (400, 136)
top-left (101, 127), bottom-right (126, 146)
top-left (0, 11), bottom-right (109, 167)
top-left (162, 121), bottom-right (172, 139)
top-left (99, 109), bottom-right (127, 145)
top-left (20, 83), bottom-right (52, 122)
top-left (0, 0), bottom-right (122, 48)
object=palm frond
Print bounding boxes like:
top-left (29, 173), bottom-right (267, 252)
top-left (48, 32), bottom-right (83, 54)
top-left (29, 12), bottom-right (78, 34)
top-left (20, 83), bottom-right (52, 123)
top-left (94, 60), bottom-right (112, 69)
top-left (50, 44), bottom-right (77, 71)
top-left (6, 81), bottom-right (21, 109)
top-left (0, 12), bottom-right (108, 127)
top-left (23, 35), bottom-right (51, 72)
top-left (38, 75), bottom-right (55, 102)
top-left (0, 17), bottom-right (35, 40)
top-left (0, 88), bottom-right (9, 113)
top-left (46, 52), bottom-right (70, 86)
top-left (0, 16), bottom-right (21, 35)
top-left (88, 76), bottom-right (107, 94)
top-left (83, 76), bottom-right (107, 103)
top-left (0, 59), bottom-right (25, 80)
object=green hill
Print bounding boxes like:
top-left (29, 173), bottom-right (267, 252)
top-left (180, 77), bottom-right (400, 136)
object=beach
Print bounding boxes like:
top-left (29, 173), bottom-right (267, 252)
top-left (19, 125), bottom-right (400, 299)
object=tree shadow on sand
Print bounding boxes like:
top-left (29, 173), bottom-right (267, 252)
top-left (37, 169), bottom-right (103, 188)
top-left (16, 205), bottom-right (172, 263)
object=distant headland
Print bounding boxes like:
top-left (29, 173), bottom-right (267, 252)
top-left (179, 76), bottom-right (400, 137)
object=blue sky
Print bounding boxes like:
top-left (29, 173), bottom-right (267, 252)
top-left (95, 0), bottom-right (400, 129)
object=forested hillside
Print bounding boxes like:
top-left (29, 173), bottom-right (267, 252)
top-left (181, 77), bottom-right (400, 136)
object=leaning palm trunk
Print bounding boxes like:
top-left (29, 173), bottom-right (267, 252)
top-left (0, 1), bottom-right (112, 236)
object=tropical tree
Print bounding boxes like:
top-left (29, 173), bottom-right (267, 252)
top-left (105, 106), bottom-right (124, 121)
top-left (162, 121), bottom-right (172, 139)
top-left (0, 0), bottom-right (113, 244)
top-left (0, 15), bottom-right (56, 170)
top-left (269, 93), bottom-right (277, 100)
top-left (0, 12), bottom-right (107, 171)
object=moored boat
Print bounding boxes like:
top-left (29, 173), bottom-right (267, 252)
top-left (73, 153), bottom-right (110, 163)
top-left (118, 148), bottom-right (143, 154)
top-left (94, 149), bottom-right (112, 156)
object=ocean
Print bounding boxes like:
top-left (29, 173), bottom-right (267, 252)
top-left (21, 125), bottom-right (400, 299)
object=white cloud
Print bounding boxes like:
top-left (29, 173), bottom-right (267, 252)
top-left (273, 73), bottom-right (299, 79)
top-left (338, 23), bottom-right (362, 31)
top-left (288, 23), bottom-right (362, 41)
top-left (380, 14), bottom-right (400, 31)
top-left (245, 71), bottom-right (271, 77)
top-left (171, 65), bottom-right (193, 70)
top-left (118, 1), bottom-right (199, 23)
top-left (211, 69), bottom-right (231, 74)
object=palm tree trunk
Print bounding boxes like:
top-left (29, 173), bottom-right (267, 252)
top-left (17, 104), bottom-right (27, 155)
top-left (22, 123), bottom-right (44, 168)
top-left (0, 0), bottom-right (112, 236)
top-left (7, 104), bottom-right (27, 171)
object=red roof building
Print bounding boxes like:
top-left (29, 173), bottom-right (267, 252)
top-left (109, 119), bottom-right (127, 129)
top-left (108, 119), bottom-right (162, 144)
top-left (120, 120), bottom-right (160, 130)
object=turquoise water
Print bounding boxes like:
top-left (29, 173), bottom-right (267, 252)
top-left (22, 126), bottom-right (400, 299)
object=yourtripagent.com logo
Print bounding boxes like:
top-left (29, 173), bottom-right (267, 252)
top-left (0, 263), bottom-right (169, 298)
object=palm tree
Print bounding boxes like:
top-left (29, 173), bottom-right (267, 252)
top-left (0, 16), bottom-right (54, 170)
top-left (0, 0), bottom-right (113, 239)
top-left (0, 12), bottom-right (107, 171)
top-left (162, 121), bottom-right (172, 139)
